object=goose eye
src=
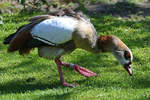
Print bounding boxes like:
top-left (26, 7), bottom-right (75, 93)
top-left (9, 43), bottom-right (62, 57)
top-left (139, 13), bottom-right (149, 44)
top-left (124, 51), bottom-right (131, 60)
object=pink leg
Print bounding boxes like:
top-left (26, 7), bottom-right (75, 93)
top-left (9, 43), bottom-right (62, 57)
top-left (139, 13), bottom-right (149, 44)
top-left (56, 59), bottom-right (97, 77)
top-left (55, 59), bottom-right (78, 87)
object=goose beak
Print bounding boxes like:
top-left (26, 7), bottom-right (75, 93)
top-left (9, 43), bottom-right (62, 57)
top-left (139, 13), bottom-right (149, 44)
top-left (124, 65), bottom-right (132, 76)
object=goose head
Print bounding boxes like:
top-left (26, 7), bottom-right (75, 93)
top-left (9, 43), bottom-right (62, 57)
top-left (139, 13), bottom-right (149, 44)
top-left (98, 35), bottom-right (133, 76)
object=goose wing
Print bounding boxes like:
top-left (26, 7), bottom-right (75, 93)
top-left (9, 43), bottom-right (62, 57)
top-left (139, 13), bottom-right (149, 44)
top-left (31, 16), bottom-right (78, 46)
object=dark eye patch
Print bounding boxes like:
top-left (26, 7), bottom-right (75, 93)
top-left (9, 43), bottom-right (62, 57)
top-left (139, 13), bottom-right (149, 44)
top-left (124, 51), bottom-right (131, 60)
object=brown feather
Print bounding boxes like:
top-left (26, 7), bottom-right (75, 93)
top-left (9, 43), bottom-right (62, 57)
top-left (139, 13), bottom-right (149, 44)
top-left (29, 15), bottom-right (52, 22)
top-left (19, 48), bottom-right (33, 55)
top-left (124, 51), bottom-right (131, 59)
top-left (8, 18), bottom-right (48, 54)
top-left (117, 37), bottom-right (128, 50)
top-left (8, 25), bottom-right (33, 52)
top-left (98, 35), bottom-right (113, 52)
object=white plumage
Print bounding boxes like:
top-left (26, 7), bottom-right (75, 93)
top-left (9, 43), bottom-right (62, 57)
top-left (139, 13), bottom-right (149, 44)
top-left (31, 16), bottom-right (78, 45)
top-left (38, 47), bottom-right (65, 59)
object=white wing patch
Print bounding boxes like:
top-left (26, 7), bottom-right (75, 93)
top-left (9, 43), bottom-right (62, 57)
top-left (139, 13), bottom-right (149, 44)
top-left (31, 16), bottom-right (78, 45)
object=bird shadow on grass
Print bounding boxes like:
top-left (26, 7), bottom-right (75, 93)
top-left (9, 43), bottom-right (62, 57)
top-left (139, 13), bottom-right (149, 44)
top-left (0, 79), bottom-right (59, 94)
top-left (33, 79), bottom-right (91, 100)
top-left (34, 92), bottom-right (73, 100)
top-left (0, 76), bottom-right (88, 94)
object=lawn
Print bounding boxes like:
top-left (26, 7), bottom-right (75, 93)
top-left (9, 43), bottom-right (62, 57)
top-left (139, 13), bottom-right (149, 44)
top-left (0, 10), bottom-right (150, 100)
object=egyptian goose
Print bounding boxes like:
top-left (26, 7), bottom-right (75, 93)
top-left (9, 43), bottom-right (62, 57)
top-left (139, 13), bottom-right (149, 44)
top-left (3, 14), bottom-right (133, 87)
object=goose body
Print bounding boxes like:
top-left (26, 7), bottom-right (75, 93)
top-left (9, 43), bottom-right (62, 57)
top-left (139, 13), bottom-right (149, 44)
top-left (4, 14), bottom-right (133, 87)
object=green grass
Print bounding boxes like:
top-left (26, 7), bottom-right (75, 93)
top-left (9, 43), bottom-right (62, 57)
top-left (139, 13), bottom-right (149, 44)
top-left (0, 11), bottom-right (150, 100)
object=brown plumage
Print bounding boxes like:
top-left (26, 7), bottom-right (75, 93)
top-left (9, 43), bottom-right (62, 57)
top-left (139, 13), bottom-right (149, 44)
top-left (29, 15), bottom-right (52, 22)
top-left (98, 35), bottom-right (113, 52)
top-left (8, 16), bottom-right (52, 54)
